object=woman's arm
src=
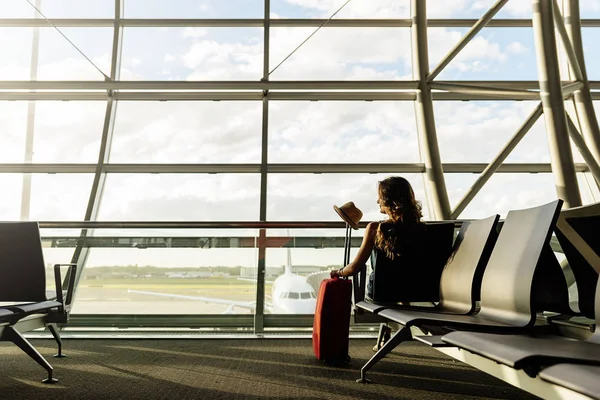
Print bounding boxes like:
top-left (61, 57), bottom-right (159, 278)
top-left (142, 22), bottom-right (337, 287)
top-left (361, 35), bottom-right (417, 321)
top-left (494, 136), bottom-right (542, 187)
top-left (331, 222), bottom-right (379, 278)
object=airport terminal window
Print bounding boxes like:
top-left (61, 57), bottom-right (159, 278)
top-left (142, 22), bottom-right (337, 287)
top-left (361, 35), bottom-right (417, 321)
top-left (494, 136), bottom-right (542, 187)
top-left (435, 101), bottom-right (550, 163)
top-left (268, 101), bottom-right (419, 164)
top-left (428, 28), bottom-right (537, 81)
top-left (445, 173), bottom-right (559, 219)
top-left (124, 0), bottom-right (263, 18)
top-left (74, 246), bottom-right (259, 315)
top-left (269, 28), bottom-right (411, 80)
top-left (267, 173), bottom-right (429, 221)
top-left (121, 27), bottom-right (264, 81)
top-left (37, 28), bottom-right (113, 80)
top-left (270, 0), bottom-right (410, 18)
top-left (30, 102), bottom-right (105, 163)
top-left (0, 102), bottom-right (27, 162)
top-left (111, 102), bottom-right (263, 163)
top-left (97, 174), bottom-right (261, 221)
top-left (0, 174), bottom-right (93, 221)
top-left (0, 28), bottom-right (34, 80)
top-left (3, 0), bottom-right (599, 329)
top-left (33, 0), bottom-right (114, 18)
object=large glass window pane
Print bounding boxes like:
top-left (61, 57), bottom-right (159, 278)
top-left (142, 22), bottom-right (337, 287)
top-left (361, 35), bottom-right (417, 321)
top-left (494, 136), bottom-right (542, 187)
top-left (270, 28), bottom-right (411, 80)
top-left (269, 101), bottom-right (419, 163)
top-left (0, 175), bottom-right (22, 220)
top-left (267, 173), bottom-right (430, 221)
top-left (0, 28), bottom-right (33, 80)
top-left (429, 28), bottom-right (536, 80)
top-left (38, 28), bottom-right (113, 80)
top-left (434, 101), bottom-right (551, 163)
top-left (73, 243), bottom-right (258, 315)
top-left (0, 2), bottom-right (36, 18)
top-left (445, 173), bottom-right (559, 219)
top-left (32, 101), bottom-right (105, 163)
top-left (110, 102), bottom-right (262, 163)
top-left (0, 102), bottom-right (27, 162)
top-left (582, 28), bottom-right (600, 80)
top-left (426, 0), bottom-right (532, 18)
top-left (0, 174), bottom-right (93, 220)
top-left (121, 28), bottom-right (263, 80)
top-left (36, 0), bottom-right (114, 18)
top-left (98, 174), bottom-right (261, 221)
top-left (30, 174), bottom-right (95, 220)
top-left (124, 0), bottom-right (263, 18)
top-left (264, 228), bottom-right (352, 315)
top-left (271, 1), bottom-right (410, 18)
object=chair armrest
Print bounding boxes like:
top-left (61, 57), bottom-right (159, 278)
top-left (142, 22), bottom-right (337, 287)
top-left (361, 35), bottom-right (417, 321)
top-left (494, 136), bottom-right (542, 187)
top-left (353, 264), bottom-right (367, 310)
top-left (53, 263), bottom-right (78, 311)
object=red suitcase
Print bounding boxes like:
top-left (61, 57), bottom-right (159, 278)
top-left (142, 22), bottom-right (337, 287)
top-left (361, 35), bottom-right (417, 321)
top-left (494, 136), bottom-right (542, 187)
top-left (312, 277), bottom-right (353, 365)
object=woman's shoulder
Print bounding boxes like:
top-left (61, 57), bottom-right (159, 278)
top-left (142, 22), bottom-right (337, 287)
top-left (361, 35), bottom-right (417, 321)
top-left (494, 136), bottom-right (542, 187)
top-left (365, 221), bottom-right (381, 230)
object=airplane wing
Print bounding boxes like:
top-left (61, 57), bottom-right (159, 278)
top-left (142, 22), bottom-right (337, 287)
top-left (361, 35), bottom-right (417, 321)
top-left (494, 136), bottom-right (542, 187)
top-left (237, 277), bottom-right (275, 284)
top-left (127, 289), bottom-right (256, 310)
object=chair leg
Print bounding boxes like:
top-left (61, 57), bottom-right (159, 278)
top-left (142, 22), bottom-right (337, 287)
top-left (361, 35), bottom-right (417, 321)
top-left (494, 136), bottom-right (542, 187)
top-left (47, 324), bottom-right (65, 358)
top-left (373, 323), bottom-right (392, 351)
top-left (3, 326), bottom-right (58, 384)
top-left (357, 325), bottom-right (412, 384)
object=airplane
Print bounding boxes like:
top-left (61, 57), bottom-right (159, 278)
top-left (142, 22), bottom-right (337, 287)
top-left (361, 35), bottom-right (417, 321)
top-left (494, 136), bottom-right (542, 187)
top-left (128, 238), bottom-right (329, 314)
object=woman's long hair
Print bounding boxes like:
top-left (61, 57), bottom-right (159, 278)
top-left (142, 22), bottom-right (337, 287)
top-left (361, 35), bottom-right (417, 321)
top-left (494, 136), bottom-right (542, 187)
top-left (374, 176), bottom-right (424, 259)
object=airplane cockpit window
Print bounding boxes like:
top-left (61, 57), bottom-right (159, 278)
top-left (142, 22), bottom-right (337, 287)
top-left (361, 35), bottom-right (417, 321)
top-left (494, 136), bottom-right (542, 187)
top-left (289, 292), bottom-right (299, 299)
top-left (280, 293), bottom-right (287, 299)
top-left (300, 292), bottom-right (312, 299)
top-left (311, 292), bottom-right (317, 299)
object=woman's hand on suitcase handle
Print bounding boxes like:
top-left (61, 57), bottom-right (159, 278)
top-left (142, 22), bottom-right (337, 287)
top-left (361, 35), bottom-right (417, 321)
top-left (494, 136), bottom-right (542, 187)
top-left (331, 267), bottom-right (344, 278)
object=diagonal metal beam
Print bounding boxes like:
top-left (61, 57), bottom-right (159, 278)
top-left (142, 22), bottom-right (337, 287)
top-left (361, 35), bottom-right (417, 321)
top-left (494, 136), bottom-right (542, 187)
top-left (428, 0), bottom-right (508, 82)
top-left (69, 0), bottom-right (124, 301)
top-left (551, 0), bottom-right (584, 81)
top-left (254, 0), bottom-right (271, 334)
top-left (450, 103), bottom-right (543, 219)
top-left (565, 114), bottom-right (600, 183)
top-left (532, 0), bottom-right (581, 208)
top-left (564, 0), bottom-right (600, 177)
top-left (412, 0), bottom-right (451, 220)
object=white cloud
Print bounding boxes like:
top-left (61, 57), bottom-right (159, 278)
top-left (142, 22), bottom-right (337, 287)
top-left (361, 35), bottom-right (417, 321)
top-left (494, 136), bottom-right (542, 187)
top-left (428, 29), bottom-right (508, 74)
top-left (506, 41), bottom-right (529, 55)
top-left (182, 27), bottom-right (208, 39)
top-left (182, 40), bottom-right (263, 80)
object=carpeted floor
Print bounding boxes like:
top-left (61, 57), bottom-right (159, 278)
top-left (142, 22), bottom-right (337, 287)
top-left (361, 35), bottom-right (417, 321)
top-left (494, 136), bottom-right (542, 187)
top-left (0, 338), bottom-right (539, 400)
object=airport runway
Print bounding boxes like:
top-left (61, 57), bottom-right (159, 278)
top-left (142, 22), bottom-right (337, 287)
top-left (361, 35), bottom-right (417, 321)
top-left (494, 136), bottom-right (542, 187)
top-left (71, 285), bottom-right (258, 314)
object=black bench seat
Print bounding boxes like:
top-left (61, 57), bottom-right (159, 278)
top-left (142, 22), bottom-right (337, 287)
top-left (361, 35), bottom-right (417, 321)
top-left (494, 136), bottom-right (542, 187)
top-left (539, 364), bottom-right (600, 400)
top-left (0, 222), bottom-right (77, 383)
top-left (378, 308), bottom-right (540, 332)
top-left (6, 300), bottom-right (63, 315)
top-left (0, 308), bottom-right (14, 322)
top-left (442, 331), bottom-right (600, 375)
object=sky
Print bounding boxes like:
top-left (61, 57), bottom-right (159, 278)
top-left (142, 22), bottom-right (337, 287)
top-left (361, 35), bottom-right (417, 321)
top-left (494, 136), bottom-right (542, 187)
top-left (1, 0), bottom-right (600, 270)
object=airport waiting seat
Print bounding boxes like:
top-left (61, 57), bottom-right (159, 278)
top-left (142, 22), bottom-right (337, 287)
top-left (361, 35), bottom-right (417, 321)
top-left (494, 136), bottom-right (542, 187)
top-left (357, 200), bottom-right (568, 383)
top-left (440, 279), bottom-right (599, 375)
top-left (0, 308), bottom-right (15, 324)
top-left (354, 220), bottom-right (465, 315)
top-left (0, 221), bottom-right (77, 383)
top-left (354, 216), bottom-right (498, 349)
top-left (438, 202), bottom-right (600, 398)
top-left (554, 202), bottom-right (600, 319)
top-left (539, 364), bottom-right (600, 400)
